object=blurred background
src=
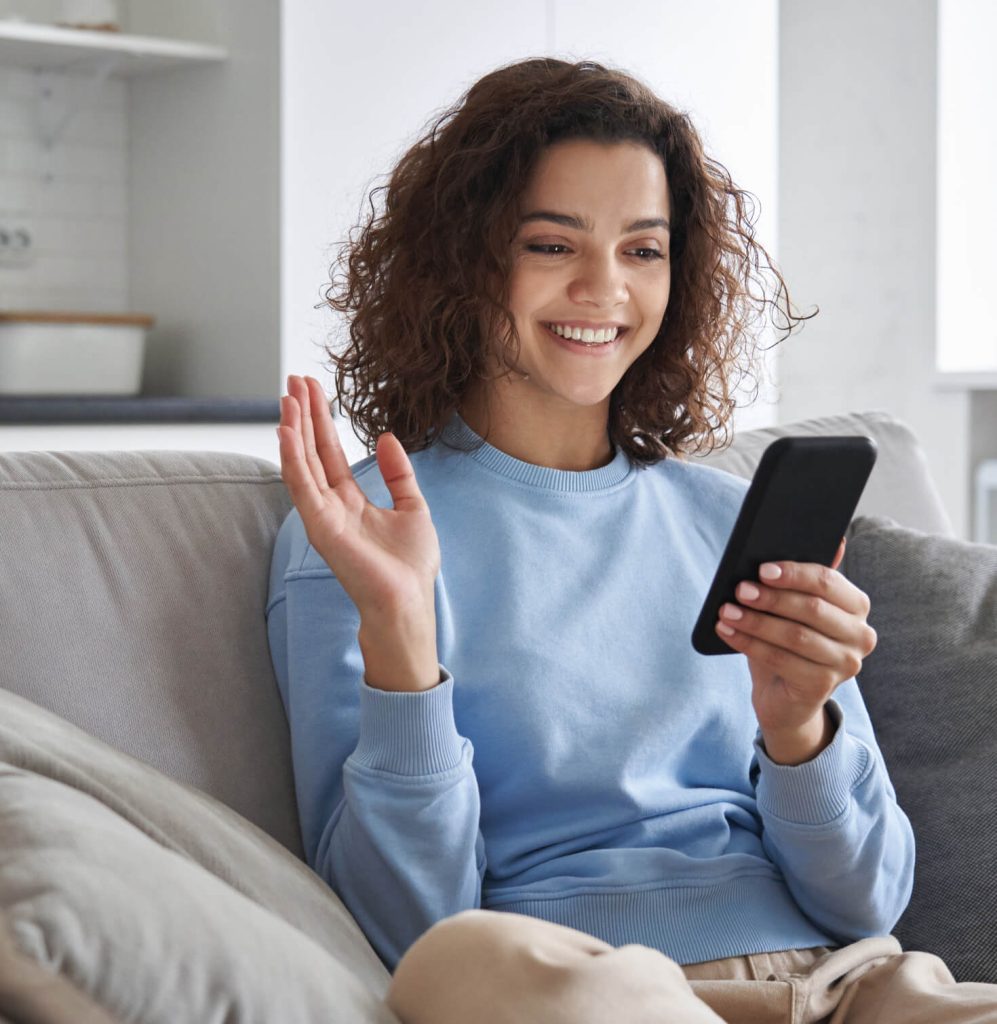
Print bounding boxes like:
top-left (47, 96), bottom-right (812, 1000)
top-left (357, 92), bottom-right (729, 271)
top-left (0, 0), bottom-right (994, 542)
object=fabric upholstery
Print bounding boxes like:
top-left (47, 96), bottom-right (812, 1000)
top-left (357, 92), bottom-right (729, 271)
top-left (0, 409), bottom-right (984, 1009)
top-left (695, 409), bottom-right (954, 537)
top-left (840, 515), bottom-right (997, 983)
top-left (0, 907), bottom-right (121, 1024)
top-left (0, 411), bottom-right (951, 864)
top-left (0, 686), bottom-right (398, 1023)
top-left (0, 448), bottom-right (302, 856)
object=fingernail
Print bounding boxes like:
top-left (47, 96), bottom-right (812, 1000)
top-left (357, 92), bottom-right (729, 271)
top-left (760, 563), bottom-right (782, 580)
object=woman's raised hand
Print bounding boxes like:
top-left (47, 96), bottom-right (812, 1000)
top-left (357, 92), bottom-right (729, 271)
top-left (276, 375), bottom-right (442, 631)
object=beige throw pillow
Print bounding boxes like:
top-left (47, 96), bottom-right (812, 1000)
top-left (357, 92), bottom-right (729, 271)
top-left (0, 687), bottom-right (398, 1024)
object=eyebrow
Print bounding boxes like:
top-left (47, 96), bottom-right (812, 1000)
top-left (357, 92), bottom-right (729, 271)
top-left (519, 210), bottom-right (670, 233)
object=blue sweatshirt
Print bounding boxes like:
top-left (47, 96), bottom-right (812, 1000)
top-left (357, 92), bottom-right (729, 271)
top-left (265, 410), bottom-right (915, 973)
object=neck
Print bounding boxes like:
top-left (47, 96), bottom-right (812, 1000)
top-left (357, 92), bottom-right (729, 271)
top-left (458, 384), bottom-right (614, 472)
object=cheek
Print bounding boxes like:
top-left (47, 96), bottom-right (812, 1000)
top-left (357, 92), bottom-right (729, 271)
top-left (652, 275), bottom-right (672, 322)
top-left (507, 262), bottom-right (541, 299)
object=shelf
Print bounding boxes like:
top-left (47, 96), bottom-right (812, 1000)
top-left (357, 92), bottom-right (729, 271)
top-left (0, 396), bottom-right (278, 424)
top-left (933, 371), bottom-right (997, 391)
top-left (0, 19), bottom-right (227, 75)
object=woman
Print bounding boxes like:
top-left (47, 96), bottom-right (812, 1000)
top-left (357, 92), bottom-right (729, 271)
top-left (268, 57), bottom-right (994, 1024)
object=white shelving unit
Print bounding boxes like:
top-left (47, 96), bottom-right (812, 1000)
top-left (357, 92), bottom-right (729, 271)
top-left (0, 19), bottom-right (227, 74)
top-left (0, 6), bottom-right (280, 464)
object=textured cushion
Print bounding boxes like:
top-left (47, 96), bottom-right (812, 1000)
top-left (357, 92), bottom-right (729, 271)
top-left (0, 448), bottom-right (301, 856)
top-left (697, 410), bottom-right (954, 537)
top-left (840, 515), bottom-right (997, 983)
top-left (0, 686), bottom-right (397, 1024)
top-left (0, 907), bottom-right (120, 1024)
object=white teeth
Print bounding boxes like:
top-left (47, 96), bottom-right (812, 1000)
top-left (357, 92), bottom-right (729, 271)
top-left (546, 323), bottom-right (620, 344)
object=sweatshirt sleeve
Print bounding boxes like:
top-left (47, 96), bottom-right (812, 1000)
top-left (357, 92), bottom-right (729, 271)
top-left (749, 678), bottom-right (916, 942)
top-left (265, 550), bottom-right (486, 973)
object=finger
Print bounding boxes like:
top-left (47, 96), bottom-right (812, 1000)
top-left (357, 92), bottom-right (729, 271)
top-left (277, 391), bottom-right (335, 523)
top-left (718, 602), bottom-right (863, 677)
top-left (831, 536), bottom-right (846, 572)
top-left (376, 431), bottom-right (429, 514)
top-left (731, 578), bottom-right (861, 645)
top-left (290, 376), bottom-right (330, 495)
top-left (715, 616), bottom-right (858, 683)
top-left (756, 559), bottom-right (869, 617)
top-left (305, 376), bottom-right (355, 492)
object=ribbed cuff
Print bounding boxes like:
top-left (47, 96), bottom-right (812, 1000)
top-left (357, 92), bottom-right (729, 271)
top-left (753, 700), bottom-right (872, 824)
top-left (349, 666), bottom-right (465, 776)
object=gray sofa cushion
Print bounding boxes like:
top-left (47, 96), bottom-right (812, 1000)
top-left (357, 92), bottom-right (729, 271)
top-left (0, 686), bottom-right (397, 1023)
top-left (0, 448), bottom-right (301, 857)
top-left (696, 409), bottom-right (954, 537)
top-left (0, 411), bottom-right (948, 864)
top-left (840, 515), bottom-right (997, 983)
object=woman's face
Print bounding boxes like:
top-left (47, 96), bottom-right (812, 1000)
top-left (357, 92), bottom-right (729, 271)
top-left (495, 138), bottom-right (672, 412)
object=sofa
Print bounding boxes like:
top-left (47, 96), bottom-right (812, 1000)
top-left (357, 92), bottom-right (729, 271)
top-left (0, 408), bottom-right (994, 1023)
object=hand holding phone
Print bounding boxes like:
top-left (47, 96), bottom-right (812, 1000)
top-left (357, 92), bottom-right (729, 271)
top-left (691, 435), bottom-right (878, 656)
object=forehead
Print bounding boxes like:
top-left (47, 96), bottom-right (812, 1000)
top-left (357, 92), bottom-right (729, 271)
top-left (519, 139), bottom-right (670, 216)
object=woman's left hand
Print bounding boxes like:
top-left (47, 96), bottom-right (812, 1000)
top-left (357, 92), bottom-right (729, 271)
top-left (715, 537), bottom-right (879, 751)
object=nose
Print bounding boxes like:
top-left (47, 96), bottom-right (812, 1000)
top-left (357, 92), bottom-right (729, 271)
top-left (566, 251), bottom-right (629, 308)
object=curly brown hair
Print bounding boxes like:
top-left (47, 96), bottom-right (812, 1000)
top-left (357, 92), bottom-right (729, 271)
top-left (320, 56), bottom-right (814, 466)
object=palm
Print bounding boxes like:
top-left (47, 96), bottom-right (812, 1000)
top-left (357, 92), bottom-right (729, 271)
top-left (311, 481), bottom-right (441, 613)
top-left (749, 667), bottom-right (814, 735)
top-left (746, 539), bottom-right (848, 735)
top-left (277, 376), bottom-right (441, 617)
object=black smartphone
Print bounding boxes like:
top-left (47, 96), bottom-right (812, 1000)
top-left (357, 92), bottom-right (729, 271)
top-left (691, 435), bottom-right (878, 656)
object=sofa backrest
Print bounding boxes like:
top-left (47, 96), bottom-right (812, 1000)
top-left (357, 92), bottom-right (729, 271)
top-left (0, 447), bottom-right (302, 857)
top-left (0, 409), bottom-right (951, 857)
top-left (692, 408), bottom-right (953, 537)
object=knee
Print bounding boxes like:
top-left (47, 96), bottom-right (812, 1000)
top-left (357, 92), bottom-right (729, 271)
top-left (386, 910), bottom-right (610, 1024)
top-left (385, 911), bottom-right (506, 1024)
top-left (386, 911), bottom-right (704, 1024)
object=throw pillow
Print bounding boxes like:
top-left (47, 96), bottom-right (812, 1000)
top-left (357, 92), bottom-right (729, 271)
top-left (841, 515), bottom-right (997, 983)
top-left (0, 906), bottom-right (120, 1024)
top-left (0, 687), bottom-right (398, 1024)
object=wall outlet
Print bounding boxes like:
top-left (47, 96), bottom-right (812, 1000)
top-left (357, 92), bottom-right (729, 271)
top-left (0, 226), bottom-right (34, 268)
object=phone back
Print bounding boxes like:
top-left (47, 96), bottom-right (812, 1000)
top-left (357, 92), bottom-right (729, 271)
top-left (691, 435), bottom-right (878, 656)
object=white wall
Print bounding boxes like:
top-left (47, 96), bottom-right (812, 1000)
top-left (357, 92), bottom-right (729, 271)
top-left (0, 62), bottom-right (129, 313)
top-left (937, 0), bottom-right (997, 373)
top-left (281, 0), bottom-right (779, 468)
top-left (128, 0), bottom-right (280, 400)
top-left (778, 0), bottom-right (976, 539)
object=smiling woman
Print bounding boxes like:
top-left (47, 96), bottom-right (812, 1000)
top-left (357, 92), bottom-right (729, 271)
top-left (453, 137), bottom-right (673, 470)
top-left (265, 56), bottom-right (992, 1024)
top-left (319, 56), bottom-right (811, 471)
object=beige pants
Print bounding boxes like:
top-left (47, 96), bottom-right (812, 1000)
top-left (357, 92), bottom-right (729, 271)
top-left (386, 909), bottom-right (997, 1024)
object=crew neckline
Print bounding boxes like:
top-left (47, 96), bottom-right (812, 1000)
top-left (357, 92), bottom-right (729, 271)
top-left (437, 410), bottom-right (634, 493)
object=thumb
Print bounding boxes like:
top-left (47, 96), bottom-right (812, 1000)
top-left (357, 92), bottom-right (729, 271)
top-left (376, 432), bottom-right (428, 513)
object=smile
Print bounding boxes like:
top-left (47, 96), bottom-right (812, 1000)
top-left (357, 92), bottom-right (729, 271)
top-left (541, 321), bottom-right (628, 355)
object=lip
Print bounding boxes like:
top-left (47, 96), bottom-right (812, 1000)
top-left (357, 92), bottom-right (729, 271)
top-left (542, 321), bottom-right (627, 355)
